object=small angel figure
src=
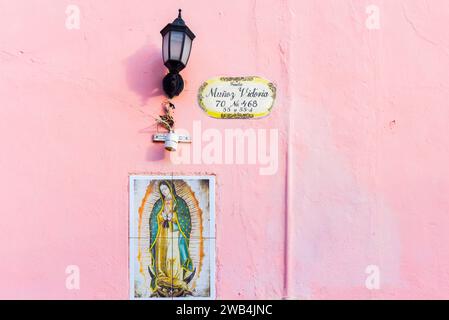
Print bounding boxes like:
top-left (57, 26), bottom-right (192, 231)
top-left (155, 101), bottom-right (176, 133)
top-left (153, 101), bottom-right (182, 151)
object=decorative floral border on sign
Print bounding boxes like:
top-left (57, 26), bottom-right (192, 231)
top-left (198, 76), bottom-right (277, 119)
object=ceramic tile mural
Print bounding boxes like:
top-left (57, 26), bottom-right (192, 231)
top-left (129, 175), bottom-right (215, 299)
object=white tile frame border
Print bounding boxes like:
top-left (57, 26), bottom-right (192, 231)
top-left (129, 175), bottom-right (216, 300)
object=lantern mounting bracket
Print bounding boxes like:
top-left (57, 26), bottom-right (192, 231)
top-left (153, 132), bottom-right (191, 152)
top-left (152, 133), bottom-right (191, 143)
top-left (162, 72), bottom-right (184, 99)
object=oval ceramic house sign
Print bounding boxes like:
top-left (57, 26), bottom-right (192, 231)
top-left (198, 76), bottom-right (276, 119)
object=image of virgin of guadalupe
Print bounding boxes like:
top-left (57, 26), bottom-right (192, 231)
top-left (148, 181), bottom-right (196, 297)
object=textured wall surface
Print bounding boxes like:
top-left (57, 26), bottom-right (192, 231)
top-left (1, 0), bottom-right (449, 299)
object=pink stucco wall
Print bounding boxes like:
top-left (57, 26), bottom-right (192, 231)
top-left (1, 0), bottom-right (449, 299)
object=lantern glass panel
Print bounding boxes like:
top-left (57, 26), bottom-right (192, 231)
top-left (162, 33), bottom-right (170, 63)
top-left (169, 31), bottom-right (184, 61)
top-left (181, 36), bottom-right (192, 66)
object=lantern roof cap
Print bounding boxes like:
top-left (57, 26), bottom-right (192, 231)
top-left (173, 9), bottom-right (185, 25)
top-left (160, 9), bottom-right (196, 40)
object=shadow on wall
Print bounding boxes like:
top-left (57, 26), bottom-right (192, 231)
top-left (125, 44), bottom-right (166, 104)
top-left (125, 43), bottom-right (169, 162)
top-left (138, 124), bottom-right (169, 162)
top-left (146, 143), bottom-right (168, 161)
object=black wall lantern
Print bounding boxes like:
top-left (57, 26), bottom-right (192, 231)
top-left (160, 9), bottom-right (196, 98)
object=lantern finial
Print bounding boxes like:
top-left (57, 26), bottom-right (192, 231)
top-left (172, 9), bottom-right (185, 26)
